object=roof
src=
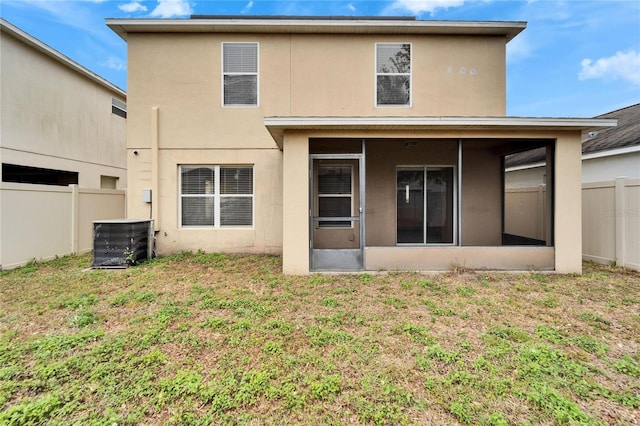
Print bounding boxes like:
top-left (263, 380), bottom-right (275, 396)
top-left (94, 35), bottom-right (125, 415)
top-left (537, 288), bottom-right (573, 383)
top-left (106, 16), bottom-right (526, 42)
top-left (506, 104), bottom-right (638, 168)
top-left (583, 103), bottom-right (640, 154)
top-left (264, 116), bottom-right (617, 148)
top-left (0, 18), bottom-right (126, 98)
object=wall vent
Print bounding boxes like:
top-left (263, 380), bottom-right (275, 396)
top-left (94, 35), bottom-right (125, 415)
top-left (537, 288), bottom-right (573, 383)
top-left (93, 220), bottom-right (154, 268)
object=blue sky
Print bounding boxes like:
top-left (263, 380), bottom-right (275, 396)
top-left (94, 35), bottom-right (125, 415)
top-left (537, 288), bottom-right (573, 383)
top-left (2, 0), bottom-right (639, 117)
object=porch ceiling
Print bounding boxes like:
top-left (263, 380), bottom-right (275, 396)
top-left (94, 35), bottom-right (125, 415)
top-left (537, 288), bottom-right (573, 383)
top-left (264, 116), bottom-right (617, 148)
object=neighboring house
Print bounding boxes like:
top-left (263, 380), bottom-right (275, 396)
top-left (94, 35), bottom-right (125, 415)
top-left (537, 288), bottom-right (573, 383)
top-left (0, 19), bottom-right (127, 269)
top-left (506, 103), bottom-right (640, 187)
top-left (107, 15), bottom-right (615, 274)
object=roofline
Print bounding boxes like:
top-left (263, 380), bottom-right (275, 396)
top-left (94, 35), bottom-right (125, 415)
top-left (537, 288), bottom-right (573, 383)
top-left (105, 17), bottom-right (526, 42)
top-left (0, 18), bottom-right (126, 98)
top-left (264, 116), bottom-right (617, 147)
top-left (582, 144), bottom-right (640, 160)
top-left (505, 145), bottom-right (640, 172)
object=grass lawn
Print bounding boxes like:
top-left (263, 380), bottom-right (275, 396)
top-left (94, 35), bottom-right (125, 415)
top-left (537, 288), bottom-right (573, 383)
top-left (1, 252), bottom-right (639, 425)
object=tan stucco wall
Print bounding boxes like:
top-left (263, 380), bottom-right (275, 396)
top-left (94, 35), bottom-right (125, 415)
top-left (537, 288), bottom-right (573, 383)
top-left (365, 138), bottom-right (458, 246)
top-left (0, 31), bottom-right (127, 188)
top-left (290, 35), bottom-right (506, 116)
top-left (554, 132), bottom-right (583, 273)
top-left (460, 140), bottom-right (503, 245)
top-left (282, 133), bottom-right (309, 274)
top-left (365, 246), bottom-right (554, 271)
top-left (149, 149), bottom-right (283, 256)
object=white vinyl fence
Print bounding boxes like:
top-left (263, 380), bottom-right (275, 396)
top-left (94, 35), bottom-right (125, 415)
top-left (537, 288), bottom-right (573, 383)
top-left (505, 178), bottom-right (640, 271)
top-left (582, 178), bottom-right (640, 271)
top-left (0, 182), bottom-right (125, 270)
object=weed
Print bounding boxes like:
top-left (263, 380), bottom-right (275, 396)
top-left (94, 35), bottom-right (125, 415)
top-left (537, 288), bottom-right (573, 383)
top-left (321, 297), bottom-right (339, 308)
top-left (614, 354), bottom-right (639, 378)
top-left (455, 285), bottom-right (477, 297)
top-left (383, 296), bottom-right (407, 309)
top-left (309, 374), bottom-right (342, 400)
top-left (483, 412), bottom-right (509, 426)
top-left (0, 393), bottom-right (62, 424)
top-left (71, 309), bottom-right (99, 327)
top-left (571, 335), bottom-right (608, 356)
top-left (54, 293), bottom-right (98, 309)
top-left (450, 398), bottom-right (473, 424)
top-left (522, 382), bottom-right (595, 424)
top-left (423, 299), bottom-right (457, 316)
top-left (579, 311), bottom-right (612, 328)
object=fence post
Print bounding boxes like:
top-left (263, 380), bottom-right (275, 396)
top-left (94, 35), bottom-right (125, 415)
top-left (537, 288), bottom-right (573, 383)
top-left (614, 177), bottom-right (627, 267)
top-left (71, 184), bottom-right (79, 254)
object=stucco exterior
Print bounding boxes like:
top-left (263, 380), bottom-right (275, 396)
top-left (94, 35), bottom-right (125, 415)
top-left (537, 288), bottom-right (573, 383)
top-left (1, 19), bottom-right (127, 188)
top-left (109, 16), bottom-right (615, 274)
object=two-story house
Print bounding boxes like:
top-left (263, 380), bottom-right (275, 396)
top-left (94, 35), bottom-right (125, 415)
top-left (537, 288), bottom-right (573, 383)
top-left (107, 16), bottom-right (615, 274)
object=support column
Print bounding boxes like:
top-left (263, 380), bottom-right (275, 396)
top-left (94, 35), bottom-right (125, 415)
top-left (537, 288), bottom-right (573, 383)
top-left (282, 133), bottom-right (310, 274)
top-left (554, 132), bottom-right (582, 273)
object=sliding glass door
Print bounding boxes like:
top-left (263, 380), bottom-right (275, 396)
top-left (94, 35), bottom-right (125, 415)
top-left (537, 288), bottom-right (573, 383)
top-left (397, 166), bottom-right (455, 244)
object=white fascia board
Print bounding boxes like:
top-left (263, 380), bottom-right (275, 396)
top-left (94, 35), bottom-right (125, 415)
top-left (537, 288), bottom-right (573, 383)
top-left (506, 144), bottom-right (640, 172)
top-left (105, 18), bottom-right (526, 41)
top-left (582, 145), bottom-right (640, 160)
top-left (1, 18), bottom-right (126, 98)
top-left (264, 116), bottom-right (617, 128)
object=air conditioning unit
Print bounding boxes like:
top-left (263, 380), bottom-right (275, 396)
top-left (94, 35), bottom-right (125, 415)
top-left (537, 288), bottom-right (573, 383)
top-left (93, 219), bottom-right (154, 268)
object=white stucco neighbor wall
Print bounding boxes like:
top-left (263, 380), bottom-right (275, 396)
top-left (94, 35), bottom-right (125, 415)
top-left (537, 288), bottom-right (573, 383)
top-left (582, 152), bottom-right (640, 182)
top-left (0, 19), bottom-right (127, 189)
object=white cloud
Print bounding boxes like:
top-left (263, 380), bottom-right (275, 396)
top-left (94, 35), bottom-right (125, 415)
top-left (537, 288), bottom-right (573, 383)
top-left (241, 1), bottom-right (254, 14)
top-left (506, 32), bottom-right (533, 64)
top-left (388, 0), bottom-right (466, 15)
top-left (579, 50), bottom-right (640, 85)
top-left (347, 3), bottom-right (356, 12)
top-left (119, 1), bottom-right (147, 13)
top-left (149, 0), bottom-right (193, 18)
top-left (102, 56), bottom-right (127, 71)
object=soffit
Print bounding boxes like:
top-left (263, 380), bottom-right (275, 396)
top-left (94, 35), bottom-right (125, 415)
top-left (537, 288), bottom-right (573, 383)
top-left (106, 18), bottom-right (526, 42)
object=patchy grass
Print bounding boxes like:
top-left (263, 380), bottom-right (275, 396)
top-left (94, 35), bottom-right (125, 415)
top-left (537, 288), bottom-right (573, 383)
top-left (1, 254), bottom-right (639, 425)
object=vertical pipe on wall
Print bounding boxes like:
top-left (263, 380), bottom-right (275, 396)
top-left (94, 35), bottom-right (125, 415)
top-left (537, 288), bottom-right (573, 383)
top-left (151, 107), bottom-right (159, 231)
top-left (360, 139), bottom-right (366, 267)
top-left (457, 139), bottom-right (462, 246)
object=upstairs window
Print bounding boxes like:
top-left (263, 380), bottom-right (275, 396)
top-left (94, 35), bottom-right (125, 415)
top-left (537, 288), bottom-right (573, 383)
top-left (222, 43), bottom-right (258, 106)
top-left (112, 98), bottom-right (127, 118)
top-left (376, 43), bottom-right (411, 106)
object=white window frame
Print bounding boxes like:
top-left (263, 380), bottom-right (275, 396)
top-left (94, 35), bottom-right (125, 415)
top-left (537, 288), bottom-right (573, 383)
top-left (221, 42), bottom-right (259, 107)
top-left (375, 43), bottom-right (412, 108)
top-left (317, 164), bottom-right (354, 229)
top-left (179, 165), bottom-right (254, 228)
top-left (396, 165), bottom-right (457, 245)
